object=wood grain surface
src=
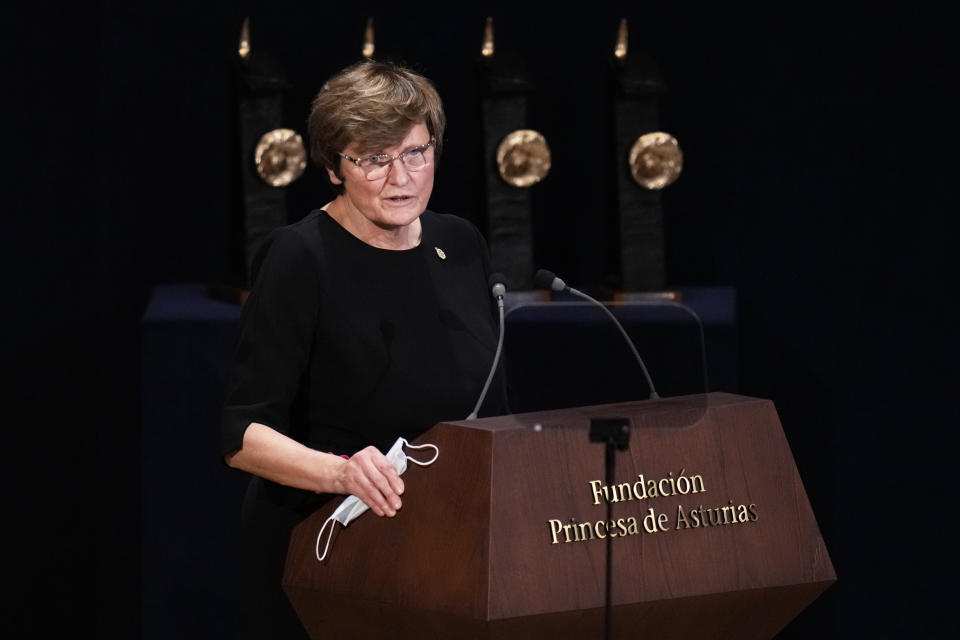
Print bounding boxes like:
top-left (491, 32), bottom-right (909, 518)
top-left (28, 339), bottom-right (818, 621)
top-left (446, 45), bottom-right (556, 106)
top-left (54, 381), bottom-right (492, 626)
top-left (284, 393), bottom-right (835, 639)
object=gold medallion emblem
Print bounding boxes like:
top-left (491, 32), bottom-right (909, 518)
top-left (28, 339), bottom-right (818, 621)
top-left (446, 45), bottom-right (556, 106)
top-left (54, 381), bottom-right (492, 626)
top-left (628, 132), bottom-right (683, 190)
top-left (254, 128), bottom-right (307, 187)
top-left (496, 129), bottom-right (551, 188)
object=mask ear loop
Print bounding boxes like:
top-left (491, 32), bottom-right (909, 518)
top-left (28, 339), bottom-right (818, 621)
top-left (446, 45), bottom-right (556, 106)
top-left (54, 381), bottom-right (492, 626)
top-left (316, 441), bottom-right (437, 563)
top-left (315, 513), bottom-right (338, 563)
top-left (401, 438), bottom-right (439, 466)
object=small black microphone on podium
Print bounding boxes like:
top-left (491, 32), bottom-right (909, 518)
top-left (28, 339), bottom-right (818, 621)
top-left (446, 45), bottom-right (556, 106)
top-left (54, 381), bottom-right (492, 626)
top-left (533, 268), bottom-right (659, 400)
top-left (466, 273), bottom-right (508, 419)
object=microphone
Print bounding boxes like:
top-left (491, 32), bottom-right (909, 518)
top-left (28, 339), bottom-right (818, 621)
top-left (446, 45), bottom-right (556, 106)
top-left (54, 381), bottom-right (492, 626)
top-left (466, 273), bottom-right (507, 419)
top-left (533, 268), bottom-right (659, 400)
top-left (533, 268), bottom-right (566, 292)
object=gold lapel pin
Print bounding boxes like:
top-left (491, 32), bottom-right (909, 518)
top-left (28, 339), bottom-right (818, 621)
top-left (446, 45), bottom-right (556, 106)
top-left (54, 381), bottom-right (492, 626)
top-left (435, 247), bottom-right (446, 260)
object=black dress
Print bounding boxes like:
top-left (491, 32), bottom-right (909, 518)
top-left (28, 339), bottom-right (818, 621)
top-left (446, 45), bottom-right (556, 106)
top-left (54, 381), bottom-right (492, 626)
top-left (221, 209), bottom-right (503, 639)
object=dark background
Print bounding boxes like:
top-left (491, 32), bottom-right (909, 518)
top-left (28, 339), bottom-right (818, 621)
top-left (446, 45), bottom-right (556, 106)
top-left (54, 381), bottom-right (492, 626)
top-left (5, 0), bottom-right (957, 637)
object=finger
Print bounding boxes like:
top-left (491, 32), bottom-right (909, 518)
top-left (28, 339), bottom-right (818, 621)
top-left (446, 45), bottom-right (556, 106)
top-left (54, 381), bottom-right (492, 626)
top-left (349, 447), bottom-right (405, 516)
top-left (371, 454), bottom-right (405, 497)
top-left (353, 472), bottom-right (393, 517)
top-left (342, 452), bottom-right (393, 517)
top-left (360, 454), bottom-right (402, 514)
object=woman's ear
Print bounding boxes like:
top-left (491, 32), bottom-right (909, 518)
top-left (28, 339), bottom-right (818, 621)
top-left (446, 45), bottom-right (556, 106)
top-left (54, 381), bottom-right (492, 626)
top-left (326, 167), bottom-right (343, 185)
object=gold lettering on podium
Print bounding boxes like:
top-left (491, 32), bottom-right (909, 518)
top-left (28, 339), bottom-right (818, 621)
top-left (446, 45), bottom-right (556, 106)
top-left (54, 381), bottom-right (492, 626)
top-left (589, 470), bottom-right (705, 505)
top-left (548, 470), bottom-right (759, 545)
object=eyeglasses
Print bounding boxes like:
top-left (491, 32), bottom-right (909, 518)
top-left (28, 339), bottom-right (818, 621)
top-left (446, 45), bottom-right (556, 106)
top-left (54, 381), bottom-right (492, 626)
top-left (339, 138), bottom-right (436, 181)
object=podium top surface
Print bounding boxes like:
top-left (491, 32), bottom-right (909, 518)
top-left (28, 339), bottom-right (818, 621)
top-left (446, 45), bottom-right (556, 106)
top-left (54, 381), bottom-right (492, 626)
top-left (445, 392), bottom-right (757, 433)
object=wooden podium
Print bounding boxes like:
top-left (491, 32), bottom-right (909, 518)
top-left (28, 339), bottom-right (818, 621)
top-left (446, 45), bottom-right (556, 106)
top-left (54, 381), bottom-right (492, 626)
top-left (283, 393), bottom-right (835, 639)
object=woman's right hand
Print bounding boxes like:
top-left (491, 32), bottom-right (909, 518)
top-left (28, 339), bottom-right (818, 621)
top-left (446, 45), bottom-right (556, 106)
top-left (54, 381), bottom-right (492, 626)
top-left (334, 446), bottom-right (405, 517)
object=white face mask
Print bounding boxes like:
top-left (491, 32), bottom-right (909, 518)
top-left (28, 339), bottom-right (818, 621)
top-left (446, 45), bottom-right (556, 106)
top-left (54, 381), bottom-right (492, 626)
top-left (315, 437), bottom-right (439, 562)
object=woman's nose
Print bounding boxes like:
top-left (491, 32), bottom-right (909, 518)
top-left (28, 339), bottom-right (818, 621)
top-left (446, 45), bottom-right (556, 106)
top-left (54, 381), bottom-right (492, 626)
top-left (386, 158), bottom-right (411, 185)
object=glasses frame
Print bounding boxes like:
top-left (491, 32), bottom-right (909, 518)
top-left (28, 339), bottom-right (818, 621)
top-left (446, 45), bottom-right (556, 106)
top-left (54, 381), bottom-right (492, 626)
top-left (338, 138), bottom-right (436, 181)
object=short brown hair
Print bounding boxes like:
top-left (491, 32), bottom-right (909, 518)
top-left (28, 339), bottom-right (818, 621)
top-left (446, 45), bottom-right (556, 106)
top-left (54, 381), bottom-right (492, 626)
top-left (308, 60), bottom-right (446, 191)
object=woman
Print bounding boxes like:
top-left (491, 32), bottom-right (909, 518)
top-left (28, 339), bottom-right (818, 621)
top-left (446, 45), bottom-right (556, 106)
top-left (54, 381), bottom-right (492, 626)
top-left (220, 60), bottom-right (503, 639)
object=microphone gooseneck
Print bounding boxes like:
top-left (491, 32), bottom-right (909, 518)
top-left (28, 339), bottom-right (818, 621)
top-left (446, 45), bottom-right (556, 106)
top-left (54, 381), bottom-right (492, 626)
top-left (533, 268), bottom-right (659, 400)
top-left (467, 273), bottom-right (507, 420)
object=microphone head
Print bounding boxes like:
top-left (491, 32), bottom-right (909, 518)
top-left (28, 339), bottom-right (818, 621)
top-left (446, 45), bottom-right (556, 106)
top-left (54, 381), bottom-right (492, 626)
top-left (533, 269), bottom-right (556, 290)
top-left (488, 272), bottom-right (507, 298)
top-left (533, 268), bottom-right (566, 292)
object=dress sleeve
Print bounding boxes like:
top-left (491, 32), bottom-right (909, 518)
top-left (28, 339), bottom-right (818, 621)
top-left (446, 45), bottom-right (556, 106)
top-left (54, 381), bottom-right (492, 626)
top-left (220, 227), bottom-right (322, 456)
